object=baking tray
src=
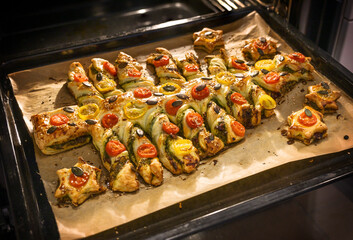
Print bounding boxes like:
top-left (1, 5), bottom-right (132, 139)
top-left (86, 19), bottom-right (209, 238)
top-left (1, 5), bottom-right (353, 240)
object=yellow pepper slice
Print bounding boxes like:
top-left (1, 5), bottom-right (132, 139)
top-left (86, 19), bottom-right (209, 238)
top-left (159, 82), bottom-right (181, 95)
top-left (255, 59), bottom-right (275, 72)
top-left (258, 94), bottom-right (276, 109)
top-left (95, 79), bottom-right (116, 93)
top-left (78, 103), bottom-right (100, 120)
top-left (123, 100), bottom-right (147, 119)
top-left (215, 72), bottom-right (236, 86)
top-left (77, 95), bottom-right (104, 106)
top-left (170, 139), bottom-right (193, 156)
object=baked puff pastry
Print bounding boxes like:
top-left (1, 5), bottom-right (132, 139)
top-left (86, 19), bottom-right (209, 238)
top-left (67, 62), bottom-right (104, 106)
top-left (193, 28), bottom-right (224, 54)
top-left (88, 58), bottom-right (124, 98)
top-left (305, 82), bottom-right (341, 113)
top-left (287, 106), bottom-right (328, 145)
top-left (115, 52), bottom-right (156, 91)
top-left (54, 157), bottom-right (106, 206)
top-left (242, 37), bottom-right (277, 61)
top-left (249, 55), bottom-right (313, 96)
top-left (31, 106), bottom-right (91, 155)
top-left (205, 51), bottom-right (276, 126)
top-left (146, 47), bottom-right (186, 86)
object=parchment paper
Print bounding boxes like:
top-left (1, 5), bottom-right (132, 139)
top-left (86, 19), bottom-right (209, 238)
top-left (8, 12), bottom-right (353, 239)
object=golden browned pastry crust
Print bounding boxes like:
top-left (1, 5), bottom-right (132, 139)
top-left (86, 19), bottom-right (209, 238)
top-left (67, 62), bottom-right (104, 106)
top-left (305, 82), bottom-right (341, 113)
top-left (250, 52), bottom-right (315, 95)
top-left (31, 106), bottom-right (90, 155)
top-left (242, 37), bottom-right (277, 61)
top-left (287, 106), bottom-right (328, 145)
top-left (146, 47), bottom-right (186, 86)
top-left (54, 157), bottom-right (106, 206)
top-left (193, 28), bottom-right (224, 53)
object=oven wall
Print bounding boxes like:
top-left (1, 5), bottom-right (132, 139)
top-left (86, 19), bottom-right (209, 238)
top-left (289, 0), bottom-right (353, 73)
top-left (332, 0), bottom-right (353, 73)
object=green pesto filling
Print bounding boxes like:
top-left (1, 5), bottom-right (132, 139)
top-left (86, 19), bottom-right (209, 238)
top-left (110, 155), bottom-right (129, 180)
top-left (49, 135), bottom-right (91, 150)
top-left (280, 81), bottom-right (298, 94)
top-left (281, 65), bottom-right (296, 73)
top-left (165, 136), bottom-right (184, 166)
top-left (127, 134), bottom-right (138, 167)
top-left (212, 122), bottom-right (228, 144)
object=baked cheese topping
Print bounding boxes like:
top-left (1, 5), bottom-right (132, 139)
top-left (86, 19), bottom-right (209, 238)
top-left (305, 82), bottom-right (341, 113)
top-left (287, 106), bottom-right (328, 145)
top-left (55, 158), bottom-right (105, 206)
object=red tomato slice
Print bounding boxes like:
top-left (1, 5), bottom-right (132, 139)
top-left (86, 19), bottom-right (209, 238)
top-left (162, 122), bottom-right (180, 135)
top-left (288, 52), bottom-right (305, 63)
top-left (105, 140), bottom-right (126, 157)
top-left (69, 171), bottom-right (89, 188)
top-left (298, 111), bottom-right (317, 127)
top-left (74, 73), bottom-right (88, 82)
top-left (254, 39), bottom-right (269, 50)
top-left (165, 99), bottom-right (183, 116)
top-left (133, 87), bottom-right (152, 98)
top-left (263, 72), bottom-right (280, 84)
top-left (231, 121), bottom-right (245, 137)
top-left (191, 84), bottom-right (210, 100)
top-left (101, 113), bottom-right (119, 128)
top-left (153, 55), bottom-right (169, 67)
top-left (231, 58), bottom-right (248, 70)
top-left (184, 64), bottom-right (199, 72)
top-left (186, 112), bottom-right (203, 129)
top-left (137, 143), bottom-right (158, 158)
top-left (127, 68), bottom-right (142, 78)
top-left (103, 61), bottom-right (117, 76)
top-left (50, 114), bottom-right (69, 126)
top-left (230, 92), bottom-right (247, 105)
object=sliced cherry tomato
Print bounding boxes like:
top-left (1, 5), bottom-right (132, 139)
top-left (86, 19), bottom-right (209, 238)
top-left (69, 171), bottom-right (89, 188)
top-left (165, 99), bottom-right (183, 116)
top-left (73, 73), bottom-right (88, 82)
top-left (170, 139), bottom-right (193, 155)
top-left (230, 92), bottom-right (247, 105)
top-left (258, 95), bottom-right (276, 109)
top-left (162, 122), bottom-right (180, 135)
top-left (298, 109), bottom-right (317, 127)
top-left (153, 55), bottom-right (169, 67)
top-left (137, 143), bottom-right (158, 158)
top-left (123, 101), bottom-right (147, 119)
top-left (215, 72), bottom-right (235, 86)
top-left (186, 112), bottom-right (203, 129)
top-left (231, 121), bottom-right (245, 137)
top-left (231, 58), bottom-right (248, 70)
top-left (191, 84), bottom-right (210, 100)
top-left (103, 61), bottom-right (117, 76)
top-left (184, 64), bottom-right (199, 72)
top-left (288, 52), bottom-right (305, 63)
top-left (254, 39), bottom-right (269, 50)
top-left (105, 140), bottom-right (126, 157)
top-left (50, 114), bottom-right (69, 126)
top-left (133, 87), bottom-right (152, 98)
top-left (263, 72), bottom-right (280, 84)
top-left (78, 103), bottom-right (100, 120)
top-left (127, 68), bottom-right (142, 78)
top-left (255, 59), bottom-right (275, 72)
top-left (95, 79), bottom-right (116, 93)
top-left (101, 113), bottom-right (119, 128)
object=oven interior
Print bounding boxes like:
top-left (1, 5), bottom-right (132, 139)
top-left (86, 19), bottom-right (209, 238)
top-left (0, 1), bottom-right (352, 239)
